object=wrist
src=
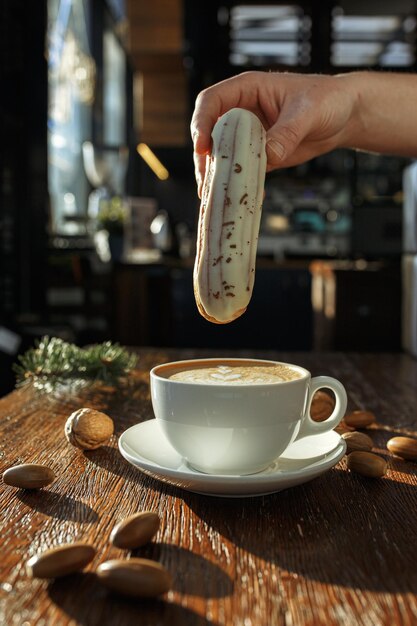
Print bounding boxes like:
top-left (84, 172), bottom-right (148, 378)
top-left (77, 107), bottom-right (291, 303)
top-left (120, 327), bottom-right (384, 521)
top-left (334, 72), bottom-right (368, 150)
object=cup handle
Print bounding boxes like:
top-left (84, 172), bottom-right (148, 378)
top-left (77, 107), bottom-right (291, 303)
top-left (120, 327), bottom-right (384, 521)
top-left (297, 376), bottom-right (347, 438)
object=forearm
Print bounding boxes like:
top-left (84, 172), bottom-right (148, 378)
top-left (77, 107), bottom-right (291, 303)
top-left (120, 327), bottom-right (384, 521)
top-left (339, 71), bottom-right (417, 157)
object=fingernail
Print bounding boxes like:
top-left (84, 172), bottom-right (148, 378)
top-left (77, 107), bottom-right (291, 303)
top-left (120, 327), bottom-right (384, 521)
top-left (192, 130), bottom-right (199, 147)
top-left (267, 139), bottom-right (286, 161)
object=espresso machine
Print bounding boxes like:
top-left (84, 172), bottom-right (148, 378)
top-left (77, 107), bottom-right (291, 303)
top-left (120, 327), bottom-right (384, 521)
top-left (402, 161), bottom-right (417, 357)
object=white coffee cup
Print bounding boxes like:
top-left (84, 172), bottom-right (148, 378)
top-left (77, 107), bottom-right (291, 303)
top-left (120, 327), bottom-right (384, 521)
top-left (150, 358), bottom-right (347, 475)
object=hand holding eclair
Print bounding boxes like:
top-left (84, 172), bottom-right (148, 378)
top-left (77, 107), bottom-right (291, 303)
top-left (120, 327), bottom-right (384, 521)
top-left (191, 70), bottom-right (417, 323)
top-left (191, 70), bottom-right (417, 197)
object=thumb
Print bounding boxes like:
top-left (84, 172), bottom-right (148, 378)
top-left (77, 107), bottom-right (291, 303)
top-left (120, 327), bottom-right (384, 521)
top-left (266, 111), bottom-right (310, 169)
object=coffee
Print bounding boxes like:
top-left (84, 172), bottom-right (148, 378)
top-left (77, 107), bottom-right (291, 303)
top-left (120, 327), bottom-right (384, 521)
top-left (158, 360), bottom-right (302, 385)
top-left (151, 358), bottom-right (347, 475)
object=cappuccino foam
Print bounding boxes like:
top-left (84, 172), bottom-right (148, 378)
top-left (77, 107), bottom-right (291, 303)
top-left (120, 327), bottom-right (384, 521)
top-left (165, 362), bottom-right (301, 385)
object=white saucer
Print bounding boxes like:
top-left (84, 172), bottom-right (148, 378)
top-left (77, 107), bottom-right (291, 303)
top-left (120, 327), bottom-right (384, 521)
top-left (118, 420), bottom-right (346, 498)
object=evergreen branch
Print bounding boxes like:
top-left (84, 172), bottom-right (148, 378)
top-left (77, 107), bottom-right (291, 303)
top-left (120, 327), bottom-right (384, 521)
top-left (13, 336), bottom-right (137, 392)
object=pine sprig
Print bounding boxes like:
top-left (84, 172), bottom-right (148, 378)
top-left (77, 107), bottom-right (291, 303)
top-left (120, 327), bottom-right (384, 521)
top-left (13, 336), bottom-right (137, 392)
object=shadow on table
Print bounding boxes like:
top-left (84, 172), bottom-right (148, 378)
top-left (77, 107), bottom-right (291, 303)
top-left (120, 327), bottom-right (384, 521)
top-left (82, 445), bottom-right (129, 478)
top-left (16, 490), bottom-right (98, 523)
top-left (85, 425), bottom-right (417, 596)
top-left (132, 542), bottom-right (233, 598)
top-left (183, 467), bottom-right (417, 594)
top-left (83, 443), bottom-right (159, 483)
top-left (48, 572), bottom-right (219, 626)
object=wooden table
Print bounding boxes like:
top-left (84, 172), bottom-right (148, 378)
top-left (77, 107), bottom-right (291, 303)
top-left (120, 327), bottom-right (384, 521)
top-left (1, 348), bottom-right (417, 626)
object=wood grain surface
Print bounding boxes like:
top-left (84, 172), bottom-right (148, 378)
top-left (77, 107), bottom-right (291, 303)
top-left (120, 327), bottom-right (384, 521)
top-left (1, 349), bottom-right (417, 626)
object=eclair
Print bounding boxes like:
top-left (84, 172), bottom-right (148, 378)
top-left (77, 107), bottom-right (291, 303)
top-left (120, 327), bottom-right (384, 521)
top-left (193, 108), bottom-right (267, 324)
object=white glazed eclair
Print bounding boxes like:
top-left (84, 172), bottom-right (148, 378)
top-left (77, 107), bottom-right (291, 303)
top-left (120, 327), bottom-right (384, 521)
top-left (194, 108), bottom-right (267, 323)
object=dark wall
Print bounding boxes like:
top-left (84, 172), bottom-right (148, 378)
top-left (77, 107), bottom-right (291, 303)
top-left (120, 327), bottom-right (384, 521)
top-left (0, 0), bottom-right (48, 321)
top-left (0, 0), bottom-right (48, 395)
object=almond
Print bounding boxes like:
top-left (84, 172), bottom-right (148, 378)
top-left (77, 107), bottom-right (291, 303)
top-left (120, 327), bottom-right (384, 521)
top-left (334, 420), bottom-right (355, 435)
top-left (344, 410), bottom-right (376, 429)
top-left (27, 543), bottom-right (96, 579)
top-left (346, 451), bottom-right (387, 478)
top-left (3, 464), bottom-right (55, 489)
top-left (97, 558), bottom-right (172, 597)
top-left (110, 511), bottom-right (160, 549)
top-left (387, 436), bottom-right (417, 461)
top-left (342, 431), bottom-right (373, 454)
top-left (311, 390), bottom-right (335, 422)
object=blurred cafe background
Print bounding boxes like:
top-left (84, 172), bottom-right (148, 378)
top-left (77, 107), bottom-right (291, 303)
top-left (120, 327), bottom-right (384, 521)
top-left (1, 0), bottom-right (417, 395)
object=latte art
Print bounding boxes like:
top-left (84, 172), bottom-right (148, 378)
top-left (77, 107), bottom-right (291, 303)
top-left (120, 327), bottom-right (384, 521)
top-left (168, 363), bottom-right (301, 385)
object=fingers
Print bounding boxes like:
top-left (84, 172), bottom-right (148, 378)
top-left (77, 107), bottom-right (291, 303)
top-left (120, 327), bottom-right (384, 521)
top-left (191, 87), bottom-right (224, 197)
top-left (191, 97), bottom-right (215, 157)
top-left (191, 73), bottom-right (265, 196)
top-left (191, 90), bottom-right (223, 163)
top-left (191, 72), bottom-right (261, 153)
top-left (265, 104), bottom-right (312, 169)
top-left (191, 71), bottom-right (316, 189)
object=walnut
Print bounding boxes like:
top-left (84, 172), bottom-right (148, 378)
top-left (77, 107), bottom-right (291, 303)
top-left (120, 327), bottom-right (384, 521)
top-left (64, 408), bottom-right (114, 450)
